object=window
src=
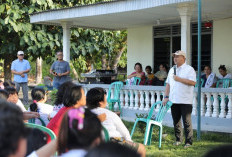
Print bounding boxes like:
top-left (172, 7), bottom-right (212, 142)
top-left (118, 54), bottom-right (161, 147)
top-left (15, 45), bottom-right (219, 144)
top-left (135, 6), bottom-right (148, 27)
top-left (153, 22), bottom-right (212, 72)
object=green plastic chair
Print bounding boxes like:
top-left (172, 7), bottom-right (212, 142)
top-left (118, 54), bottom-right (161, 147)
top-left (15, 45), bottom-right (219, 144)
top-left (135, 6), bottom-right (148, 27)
top-left (107, 81), bottom-right (124, 112)
top-left (130, 101), bottom-right (173, 148)
top-left (25, 123), bottom-right (56, 140)
top-left (28, 118), bottom-right (46, 126)
top-left (195, 78), bottom-right (204, 87)
top-left (126, 77), bottom-right (141, 85)
top-left (216, 78), bottom-right (232, 88)
top-left (102, 126), bottom-right (110, 142)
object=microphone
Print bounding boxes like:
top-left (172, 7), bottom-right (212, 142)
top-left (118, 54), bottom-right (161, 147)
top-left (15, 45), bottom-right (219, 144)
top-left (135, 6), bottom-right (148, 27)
top-left (173, 65), bottom-right (176, 75)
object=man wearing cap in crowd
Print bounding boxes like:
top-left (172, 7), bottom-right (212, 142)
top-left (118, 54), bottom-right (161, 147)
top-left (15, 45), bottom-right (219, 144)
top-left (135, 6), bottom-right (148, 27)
top-left (11, 51), bottom-right (31, 105)
top-left (163, 50), bottom-right (196, 148)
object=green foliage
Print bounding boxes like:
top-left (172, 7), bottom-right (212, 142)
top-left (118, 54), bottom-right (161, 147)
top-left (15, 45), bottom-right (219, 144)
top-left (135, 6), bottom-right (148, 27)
top-left (123, 121), bottom-right (232, 157)
top-left (28, 57), bottom-right (53, 79)
top-left (0, 0), bottom-right (127, 80)
top-left (48, 88), bottom-right (58, 105)
top-left (0, 0), bottom-right (62, 58)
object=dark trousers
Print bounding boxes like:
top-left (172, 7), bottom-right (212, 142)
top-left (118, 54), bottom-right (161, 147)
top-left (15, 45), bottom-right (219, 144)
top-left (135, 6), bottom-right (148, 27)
top-left (171, 103), bottom-right (193, 145)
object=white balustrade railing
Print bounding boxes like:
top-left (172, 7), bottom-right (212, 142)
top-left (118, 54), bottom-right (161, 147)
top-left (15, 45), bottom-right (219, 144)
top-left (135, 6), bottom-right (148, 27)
top-left (81, 84), bottom-right (232, 119)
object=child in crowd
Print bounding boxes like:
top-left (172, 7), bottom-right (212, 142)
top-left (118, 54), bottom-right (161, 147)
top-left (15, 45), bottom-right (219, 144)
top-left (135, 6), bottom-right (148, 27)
top-left (29, 88), bottom-right (53, 125)
top-left (145, 65), bottom-right (154, 85)
top-left (49, 81), bottom-right (76, 119)
top-left (5, 86), bottom-right (26, 112)
top-left (58, 108), bottom-right (102, 157)
top-left (0, 89), bottom-right (39, 121)
top-left (47, 85), bottom-right (86, 138)
top-left (26, 128), bottom-right (47, 156)
top-left (86, 87), bottom-right (146, 157)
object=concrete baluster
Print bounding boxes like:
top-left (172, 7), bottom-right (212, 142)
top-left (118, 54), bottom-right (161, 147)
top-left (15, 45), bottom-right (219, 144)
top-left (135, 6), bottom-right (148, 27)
top-left (205, 93), bottom-right (212, 117)
top-left (134, 90), bottom-right (139, 110)
top-left (124, 90), bottom-right (129, 109)
top-left (139, 90), bottom-right (144, 110)
top-left (150, 91), bottom-right (155, 109)
top-left (219, 93), bottom-right (226, 118)
top-left (226, 94), bottom-right (232, 119)
top-left (129, 90), bottom-right (134, 109)
top-left (201, 93), bottom-right (205, 116)
top-left (120, 90), bottom-right (124, 108)
top-left (155, 91), bottom-right (161, 112)
top-left (192, 92), bottom-right (197, 116)
top-left (144, 91), bottom-right (150, 111)
top-left (212, 93), bottom-right (219, 118)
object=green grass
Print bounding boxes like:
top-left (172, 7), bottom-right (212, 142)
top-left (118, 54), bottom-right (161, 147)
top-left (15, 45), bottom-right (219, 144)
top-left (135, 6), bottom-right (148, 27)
top-left (123, 121), bottom-right (232, 157)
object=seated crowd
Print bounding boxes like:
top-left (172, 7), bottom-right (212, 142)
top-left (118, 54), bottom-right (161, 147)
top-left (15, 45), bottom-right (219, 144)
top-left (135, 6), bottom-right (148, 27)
top-left (126, 63), bottom-right (232, 88)
top-left (0, 80), bottom-right (145, 157)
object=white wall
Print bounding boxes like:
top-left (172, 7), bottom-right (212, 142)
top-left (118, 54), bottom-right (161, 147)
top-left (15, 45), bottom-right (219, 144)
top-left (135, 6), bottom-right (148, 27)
top-left (213, 18), bottom-right (232, 75)
top-left (127, 26), bottom-right (153, 75)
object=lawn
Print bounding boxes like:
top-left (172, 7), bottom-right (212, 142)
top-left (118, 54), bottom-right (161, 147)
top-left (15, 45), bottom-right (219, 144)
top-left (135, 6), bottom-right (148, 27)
top-left (123, 121), bottom-right (232, 157)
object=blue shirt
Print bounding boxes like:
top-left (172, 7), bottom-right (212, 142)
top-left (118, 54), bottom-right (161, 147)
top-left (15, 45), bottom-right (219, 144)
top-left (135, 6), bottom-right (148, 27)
top-left (11, 59), bottom-right (31, 83)
top-left (50, 60), bottom-right (70, 83)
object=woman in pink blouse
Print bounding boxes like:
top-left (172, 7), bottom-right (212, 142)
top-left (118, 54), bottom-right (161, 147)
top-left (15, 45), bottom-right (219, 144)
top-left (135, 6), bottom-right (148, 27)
top-left (127, 62), bottom-right (146, 85)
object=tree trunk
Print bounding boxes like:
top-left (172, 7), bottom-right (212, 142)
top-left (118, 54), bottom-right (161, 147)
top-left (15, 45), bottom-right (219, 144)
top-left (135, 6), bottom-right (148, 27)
top-left (36, 57), bottom-right (42, 84)
top-left (70, 62), bottom-right (79, 80)
top-left (4, 54), bottom-right (14, 81)
top-left (102, 54), bottom-right (107, 70)
top-left (111, 46), bottom-right (126, 72)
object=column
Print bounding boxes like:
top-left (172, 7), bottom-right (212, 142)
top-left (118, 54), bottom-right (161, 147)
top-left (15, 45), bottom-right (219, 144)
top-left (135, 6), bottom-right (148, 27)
top-left (177, 3), bottom-right (195, 65)
top-left (62, 22), bottom-right (71, 62)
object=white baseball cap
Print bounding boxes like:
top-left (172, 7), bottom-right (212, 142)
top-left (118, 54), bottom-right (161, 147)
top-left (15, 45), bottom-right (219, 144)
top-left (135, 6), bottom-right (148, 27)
top-left (17, 51), bottom-right (24, 55)
top-left (172, 50), bottom-right (186, 58)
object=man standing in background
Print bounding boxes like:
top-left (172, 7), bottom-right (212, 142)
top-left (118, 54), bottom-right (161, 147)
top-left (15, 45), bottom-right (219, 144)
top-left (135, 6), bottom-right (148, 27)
top-left (11, 51), bottom-right (31, 105)
top-left (163, 50), bottom-right (196, 148)
top-left (50, 51), bottom-right (70, 89)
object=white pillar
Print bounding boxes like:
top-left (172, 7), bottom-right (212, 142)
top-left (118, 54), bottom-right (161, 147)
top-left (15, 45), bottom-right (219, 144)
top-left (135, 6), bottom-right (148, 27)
top-left (62, 22), bottom-right (71, 62)
top-left (177, 3), bottom-right (195, 65)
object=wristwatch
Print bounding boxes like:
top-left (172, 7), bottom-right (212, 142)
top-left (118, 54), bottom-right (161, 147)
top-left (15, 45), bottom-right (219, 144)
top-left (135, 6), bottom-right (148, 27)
top-left (164, 96), bottom-right (169, 99)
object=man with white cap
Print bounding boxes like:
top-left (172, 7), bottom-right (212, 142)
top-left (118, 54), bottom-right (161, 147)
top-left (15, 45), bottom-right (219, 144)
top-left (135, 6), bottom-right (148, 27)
top-left (163, 50), bottom-right (196, 148)
top-left (11, 51), bottom-right (31, 105)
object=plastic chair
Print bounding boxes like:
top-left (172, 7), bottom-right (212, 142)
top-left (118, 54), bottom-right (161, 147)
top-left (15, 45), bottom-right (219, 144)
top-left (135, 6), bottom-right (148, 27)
top-left (28, 117), bottom-right (46, 126)
top-left (126, 77), bottom-right (141, 85)
top-left (107, 81), bottom-right (124, 112)
top-left (25, 123), bottom-right (56, 140)
top-left (195, 78), bottom-right (204, 87)
top-left (130, 101), bottom-right (172, 148)
top-left (216, 78), bottom-right (232, 88)
top-left (102, 126), bottom-right (110, 142)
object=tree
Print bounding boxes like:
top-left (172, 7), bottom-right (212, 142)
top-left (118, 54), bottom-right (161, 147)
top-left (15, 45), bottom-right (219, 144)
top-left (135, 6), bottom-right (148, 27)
top-left (0, 0), bottom-right (62, 80)
top-left (0, 0), bottom-right (127, 81)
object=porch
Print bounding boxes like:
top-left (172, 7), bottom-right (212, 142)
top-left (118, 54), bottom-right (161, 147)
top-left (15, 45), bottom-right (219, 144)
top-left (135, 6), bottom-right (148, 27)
top-left (81, 84), bottom-right (232, 133)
